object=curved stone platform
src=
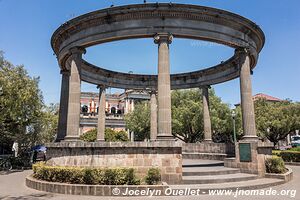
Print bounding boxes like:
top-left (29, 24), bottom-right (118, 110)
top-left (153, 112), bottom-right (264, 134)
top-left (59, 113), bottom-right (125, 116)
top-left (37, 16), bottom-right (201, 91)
top-left (46, 141), bottom-right (182, 184)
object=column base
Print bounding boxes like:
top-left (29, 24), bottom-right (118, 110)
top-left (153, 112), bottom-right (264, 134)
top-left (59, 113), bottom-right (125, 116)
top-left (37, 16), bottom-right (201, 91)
top-left (55, 137), bottom-right (64, 142)
top-left (203, 139), bottom-right (213, 143)
top-left (96, 139), bottom-right (105, 142)
top-left (64, 135), bottom-right (80, 141)
top-left (156, 134), bottom-right (176, 141)
top-left (242, 135), bottom-right (259, 141)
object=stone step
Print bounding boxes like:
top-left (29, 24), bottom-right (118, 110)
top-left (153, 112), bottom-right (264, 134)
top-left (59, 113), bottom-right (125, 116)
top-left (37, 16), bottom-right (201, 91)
top-left (183, 152), bottom-right (228, 161)
top-left (182, 173), bottom-right (258, 184)
top-left (171, 178), bottom-right (285, 192)
top-left (182, 159), bottom-right (224, 167)
top-left (183, 166), bottom-right (240, 176)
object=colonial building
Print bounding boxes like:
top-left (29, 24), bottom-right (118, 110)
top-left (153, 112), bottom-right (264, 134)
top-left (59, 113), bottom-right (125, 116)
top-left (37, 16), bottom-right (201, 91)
top-left (79, 89), bottom-right (150, 134)
top-left (235, 93), bottom-right (283, 107)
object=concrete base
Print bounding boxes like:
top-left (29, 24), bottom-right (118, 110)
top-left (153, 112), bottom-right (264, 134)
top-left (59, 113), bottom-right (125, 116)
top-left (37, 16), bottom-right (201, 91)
top-left (63, 135), bottom-right (80, 141)
top-left (242, 135), bottom-right (259, 141)
top-left (224, 141), bottom-right (273, 177)
top-left (156, 135), bottom-right (176, 141)
top-left (46, 141), bottom-right (182, 184)
top-left (203, 139), bottom-right (213, 143)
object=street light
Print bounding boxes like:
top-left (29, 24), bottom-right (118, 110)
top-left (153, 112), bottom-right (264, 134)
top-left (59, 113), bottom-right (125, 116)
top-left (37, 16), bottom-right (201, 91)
top-left (231, 109), bottom-right (237, 143)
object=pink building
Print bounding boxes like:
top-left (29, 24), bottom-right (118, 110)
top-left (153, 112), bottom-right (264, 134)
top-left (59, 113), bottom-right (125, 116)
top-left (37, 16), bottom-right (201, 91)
top-left (79, 90), bottom-right (150, 134)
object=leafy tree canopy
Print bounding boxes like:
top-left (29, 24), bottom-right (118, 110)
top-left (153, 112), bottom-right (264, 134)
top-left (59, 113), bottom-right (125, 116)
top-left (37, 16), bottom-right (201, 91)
top-left (254, 99), bottom-right (300, 146)
top-left (124, 102), bottom-right (150, 141)
top-left (0, 51), bottom-right (58, 152)
top-left (125, 89), bottom-right (241, 143)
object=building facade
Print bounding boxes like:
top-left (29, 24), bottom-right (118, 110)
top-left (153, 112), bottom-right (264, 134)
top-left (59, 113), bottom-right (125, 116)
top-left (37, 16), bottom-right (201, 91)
top-left (79, 90), bottom-right (150, 134)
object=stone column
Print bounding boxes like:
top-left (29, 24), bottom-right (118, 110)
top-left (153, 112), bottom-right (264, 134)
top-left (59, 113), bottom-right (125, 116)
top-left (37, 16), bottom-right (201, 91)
top-left (64, 47), bottom-right (85, 141)
top-left (97, 85), bottom-right (106, 141)
top-left (239, 49), bottom-right (258, 140)
top-left (56, 70), bottom-right (70, 142)
top-left (124, 99), bottom-right (128, 114)
top-left (202, 86), bottom-right (212, 142)
top-left (287, 134), bottom-right (291, 145)
top-left (131, 100), bottom-right (135, 111)
top-left (150, 91), bottom-right (158, 141)
top-left (154, 33), bottom-right (174, 140)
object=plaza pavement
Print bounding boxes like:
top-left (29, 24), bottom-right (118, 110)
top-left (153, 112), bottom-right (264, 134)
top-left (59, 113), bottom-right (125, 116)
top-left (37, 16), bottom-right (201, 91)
top-left (0, 166), bottom-right (299, 200)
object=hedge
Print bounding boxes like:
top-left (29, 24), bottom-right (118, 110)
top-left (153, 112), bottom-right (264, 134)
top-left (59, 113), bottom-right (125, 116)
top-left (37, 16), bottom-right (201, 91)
top-left (272, 150), bottom-right (300, 162)
top-left (32, 162), bottom-right (140, 185)
top-left (32, 163), bottom-right (162, 185)
top-left (280, 151), bottom-right (300, 162)
top-left (265, 156), bottom-right (287, 174)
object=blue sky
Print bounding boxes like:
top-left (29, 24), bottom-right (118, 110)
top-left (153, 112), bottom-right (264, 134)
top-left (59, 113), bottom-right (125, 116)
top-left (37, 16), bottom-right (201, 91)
top-left (0, 0), bottom-right (299, 106)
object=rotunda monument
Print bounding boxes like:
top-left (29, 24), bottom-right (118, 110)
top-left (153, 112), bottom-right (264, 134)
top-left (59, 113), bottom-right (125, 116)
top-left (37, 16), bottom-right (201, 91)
top-left (46, 3), bottom-right (271, 184)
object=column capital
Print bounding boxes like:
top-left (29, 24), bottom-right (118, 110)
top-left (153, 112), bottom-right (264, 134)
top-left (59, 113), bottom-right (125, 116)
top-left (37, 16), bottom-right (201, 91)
top-left (154, 33), bottom-right (173, 44)
top-left (200, 85), bottom-right (211, 90)
top-left (235, 47), bottom-right (252, 71)
top-left (69, 46), bottom-right (86, 56)
top-left (97, 84), bottom-right (107, 90)
top-left (60, 70), bottom-right (70, 76)
top-left (148, 90), bottom-right (157, 95)
top-left (235, 47), bottom-right (250, 55)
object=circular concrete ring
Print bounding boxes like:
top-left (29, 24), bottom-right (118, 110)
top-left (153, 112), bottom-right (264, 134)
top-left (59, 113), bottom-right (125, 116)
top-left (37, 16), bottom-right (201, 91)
top-left (51, 3), bottom-right (265, 90)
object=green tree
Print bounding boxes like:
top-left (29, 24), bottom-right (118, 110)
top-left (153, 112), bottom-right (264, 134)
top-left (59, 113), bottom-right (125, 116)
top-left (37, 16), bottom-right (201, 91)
top-left (171, 89), bottom-right (202, 142)
top-left (0, 52), bottom-right (44, 151)
top-left (254, 99), bottom-right (300, 146)
top-left (210, 90), bottom-right (242, 142)
top-left (124, 88), bottom-right (240, 143)
top-left (172, 89), bottom-right (241, 143)
top-left (124, 102), bottom-right (150, 141)
top-left (28, 103), bottom-right (59, 145)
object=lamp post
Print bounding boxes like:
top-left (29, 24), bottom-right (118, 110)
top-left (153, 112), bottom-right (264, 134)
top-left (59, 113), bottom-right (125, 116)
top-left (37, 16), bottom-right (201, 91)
top-left (231, 109), bottom-right (237, 143)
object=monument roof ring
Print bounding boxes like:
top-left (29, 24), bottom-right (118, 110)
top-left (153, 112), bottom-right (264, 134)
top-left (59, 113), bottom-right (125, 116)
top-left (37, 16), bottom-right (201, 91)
top-left (51, 3), bottom-right (265, 90)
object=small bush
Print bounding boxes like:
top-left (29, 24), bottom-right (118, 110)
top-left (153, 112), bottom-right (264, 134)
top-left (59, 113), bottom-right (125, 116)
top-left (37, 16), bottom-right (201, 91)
top-left (105, 129), bottom-right (129, 142)
top-left (32, 163), bottom-right (140, 185)
top-left (145, 168), bottom-right (161, 185)
top-left (80, 129), bottom-right (97, 142)
top-left (80, 128), bottom-right (129, 142)
top-left (280, 151), bottom-right (300, 162)
top-left (265, 156), bottom-right (287, 174)
top-left (126, 168), bottom-right (141, 185)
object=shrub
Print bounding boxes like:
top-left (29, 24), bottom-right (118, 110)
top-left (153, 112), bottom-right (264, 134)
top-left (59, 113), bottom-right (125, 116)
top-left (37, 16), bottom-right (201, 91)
top-left (280, 151), bottom-right (300, 162)
top-left (80, 129), bottom-right (97, 142)
top-left (105, 129), bottom-right (129, 142)
top-left (80, 128), bottom-right (129, 142)
top-left (272, 150), bottom-right (281, 157)
top-left (145, 168), bottom-right (161, 185)
top-left (125, 168), bottom-right (141, 185)
top-left (289, 147), bottom-right (300, 152)
top-left (265, 156), bottom-right (287, 174)
top-left (32, 163), bottom-right (140, 185)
